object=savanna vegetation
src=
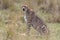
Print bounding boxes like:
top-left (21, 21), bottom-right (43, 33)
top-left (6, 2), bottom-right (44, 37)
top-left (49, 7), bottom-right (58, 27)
top-left (0, 0), bottom-right (60, 40)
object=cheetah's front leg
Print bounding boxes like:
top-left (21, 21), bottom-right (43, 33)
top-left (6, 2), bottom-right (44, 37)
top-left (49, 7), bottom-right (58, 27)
top-left (26, 23), bottom-right (31, 36)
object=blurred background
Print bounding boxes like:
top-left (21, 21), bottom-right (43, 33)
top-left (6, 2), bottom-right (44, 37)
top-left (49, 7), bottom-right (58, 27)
top-left (0, 0), bottom-right (60, 40)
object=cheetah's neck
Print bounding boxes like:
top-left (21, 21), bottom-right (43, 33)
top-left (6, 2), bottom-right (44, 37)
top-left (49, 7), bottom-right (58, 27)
top-left (24, 14), bottom-right (27, 23)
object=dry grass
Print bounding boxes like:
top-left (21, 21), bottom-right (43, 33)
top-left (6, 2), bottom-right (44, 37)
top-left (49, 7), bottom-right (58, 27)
top-left (0, 0), bottom-right (60, 40)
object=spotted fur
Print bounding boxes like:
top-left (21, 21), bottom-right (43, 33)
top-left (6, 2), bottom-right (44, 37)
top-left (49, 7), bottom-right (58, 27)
top-left (22, 5), bottom-right (49, 35)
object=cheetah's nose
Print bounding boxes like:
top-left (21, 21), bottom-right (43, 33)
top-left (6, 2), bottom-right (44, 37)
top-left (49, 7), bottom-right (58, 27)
top-left (23, 8), bottom-right (25, 11)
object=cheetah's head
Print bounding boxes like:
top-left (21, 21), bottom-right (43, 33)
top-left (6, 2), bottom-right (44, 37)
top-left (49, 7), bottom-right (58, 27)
top-left (22, 5), bottom-right (29, 12)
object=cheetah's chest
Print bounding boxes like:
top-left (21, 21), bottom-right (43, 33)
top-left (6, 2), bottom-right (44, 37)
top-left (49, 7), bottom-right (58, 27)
top-left (24, 14), bottom-right (27, 23)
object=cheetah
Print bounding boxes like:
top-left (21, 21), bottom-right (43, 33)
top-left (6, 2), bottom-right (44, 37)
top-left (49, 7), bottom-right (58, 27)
top-left (22, 5), bottom-right (49, 36)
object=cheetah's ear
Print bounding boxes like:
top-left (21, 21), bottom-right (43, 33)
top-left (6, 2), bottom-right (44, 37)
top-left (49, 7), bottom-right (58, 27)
top-left (30, 9), bottom-right (33, 11)
top-left (30, 10), bottom-right (35, 15)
